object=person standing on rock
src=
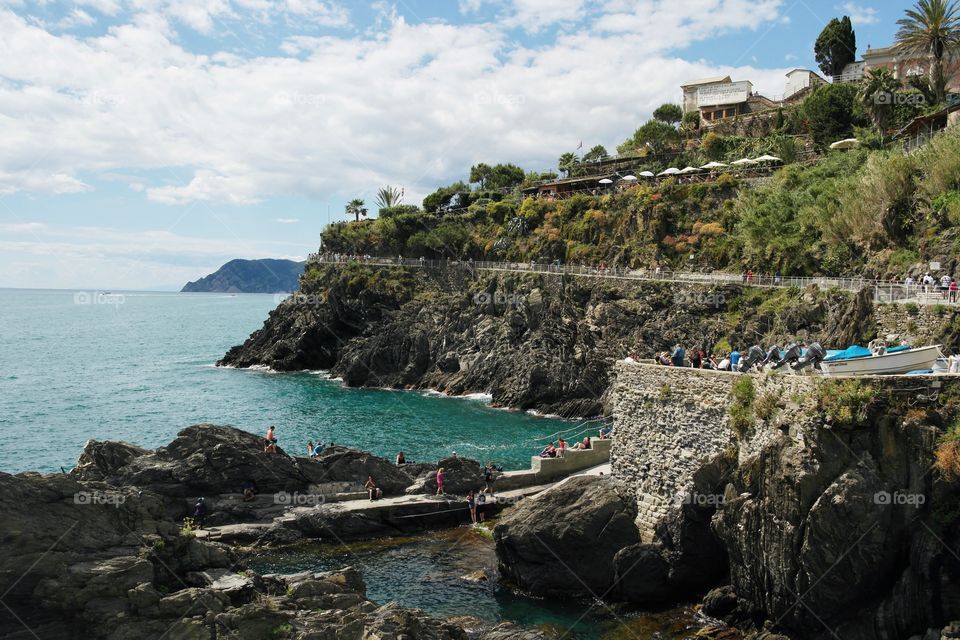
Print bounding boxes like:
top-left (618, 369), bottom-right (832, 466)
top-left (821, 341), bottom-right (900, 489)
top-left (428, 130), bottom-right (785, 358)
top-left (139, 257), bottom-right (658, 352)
top-left (436, 468), bottom-right (445, 495)
top-left (484, 463), bottom-right (497, 494)
top-left (466, 490), bottom-right (477, 524)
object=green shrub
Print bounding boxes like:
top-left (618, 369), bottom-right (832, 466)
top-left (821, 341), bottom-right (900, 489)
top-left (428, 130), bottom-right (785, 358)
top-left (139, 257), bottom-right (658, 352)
top-left (729, 377), bottom-right (756, 439)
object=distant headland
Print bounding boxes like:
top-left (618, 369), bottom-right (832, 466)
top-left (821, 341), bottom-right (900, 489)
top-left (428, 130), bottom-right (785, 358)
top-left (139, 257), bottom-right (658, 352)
top-left (182, 258), bottom-right (305, 293)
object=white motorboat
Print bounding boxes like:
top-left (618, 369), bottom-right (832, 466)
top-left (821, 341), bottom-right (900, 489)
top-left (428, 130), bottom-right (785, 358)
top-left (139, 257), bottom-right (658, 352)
top-left (820, 344), bottom-right (942, 376)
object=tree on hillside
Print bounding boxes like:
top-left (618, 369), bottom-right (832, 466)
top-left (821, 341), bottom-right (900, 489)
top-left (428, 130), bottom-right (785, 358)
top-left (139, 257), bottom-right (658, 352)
top-left (582, 144), bottom-right (609, 163)
top-left (652, 103), bottom-right (683, 125)
top-left (815, 17), bottom-right (856, 78)
top-left (422, 181), bottom-right (470, 213)
top-left (802, 83), bottom-right (868, 148)
top-left (617, 120), bottom-right (681, 154)
top-left (469, 163), bottom-right (493, 189)
top-left (895, 0), bottom-right (960, 105)
top-left (487, 163), bottom-right (526, 190)
top-left (858, 68), bottom-right (901, 140)
top-left (345, 198), bottom-right (367, 222)
top-left (558, 152), bottom-right (578, 177)
top-left (375, 185), bottom-right (403, 210)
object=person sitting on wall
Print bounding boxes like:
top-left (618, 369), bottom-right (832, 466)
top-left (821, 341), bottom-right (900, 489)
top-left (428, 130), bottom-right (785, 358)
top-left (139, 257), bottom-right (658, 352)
top-left (539, 443), bottom-right (557, 458)
top-left (598, 425), bottom-right (612, 439)
top-left (365, 476), bottom-right (382, 501)
top-left (556, 438), bottom-right (567, 457)
top-left (716, 354), bottom-right (731, 371)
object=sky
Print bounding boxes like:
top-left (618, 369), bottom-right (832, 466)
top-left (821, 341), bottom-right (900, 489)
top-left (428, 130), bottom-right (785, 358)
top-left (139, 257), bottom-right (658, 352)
top-left (0, 0), bottom-right (913, 290)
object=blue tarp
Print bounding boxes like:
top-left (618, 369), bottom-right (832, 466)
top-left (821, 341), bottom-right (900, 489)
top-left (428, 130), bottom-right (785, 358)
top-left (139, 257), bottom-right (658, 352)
top-left (824, 344), bottom-right (912, 361)
top-left (824, 345), bottom-right (873, 361)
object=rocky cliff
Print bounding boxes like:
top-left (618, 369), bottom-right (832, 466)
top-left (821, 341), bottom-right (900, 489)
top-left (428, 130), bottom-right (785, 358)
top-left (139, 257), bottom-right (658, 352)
top-left (219, 262), bottom-right (876, 417)
top-left (182, 258), bottom-right (305, 293)
top-left (494, 363), bottom-right (960, 640)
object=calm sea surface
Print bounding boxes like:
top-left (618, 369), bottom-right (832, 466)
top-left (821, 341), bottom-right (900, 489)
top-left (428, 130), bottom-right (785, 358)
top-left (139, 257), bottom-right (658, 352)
top-left (0, 288), bottom-right (569, 474)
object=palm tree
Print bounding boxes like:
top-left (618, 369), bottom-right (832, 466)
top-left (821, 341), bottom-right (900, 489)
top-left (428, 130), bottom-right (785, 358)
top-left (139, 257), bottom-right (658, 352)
top-left (895, 0), bottom-right (960, 105)
top-left (858, 67), bottom-right (901, 141)
top-left (345, 198), bottom-right (367, 222)
top-left (375, 185), bottom-right (402, 209)
top-left (557, 152), bottom-right (577, 177)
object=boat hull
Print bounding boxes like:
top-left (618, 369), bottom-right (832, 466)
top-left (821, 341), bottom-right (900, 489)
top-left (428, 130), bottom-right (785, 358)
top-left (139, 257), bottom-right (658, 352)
top-left (820, 345), bottom-right (941, 376)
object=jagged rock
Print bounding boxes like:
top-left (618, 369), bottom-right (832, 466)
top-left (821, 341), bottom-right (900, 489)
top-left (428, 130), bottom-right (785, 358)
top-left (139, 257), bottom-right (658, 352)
top-left (494, 475), bottom-right (640, 597)
top-left (702, 586), bottom-right (740, 619)
top-left (311, 445), bottom-right (415, 494)
top-left (479, 622), bottom-right (551, 639)
top-left (72, 440), bottom-right (149, 481)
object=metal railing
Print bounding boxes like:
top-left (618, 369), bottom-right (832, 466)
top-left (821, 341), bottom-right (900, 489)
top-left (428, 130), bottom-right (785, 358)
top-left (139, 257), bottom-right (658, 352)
top-left (305, 254), bottom-right (959, 307)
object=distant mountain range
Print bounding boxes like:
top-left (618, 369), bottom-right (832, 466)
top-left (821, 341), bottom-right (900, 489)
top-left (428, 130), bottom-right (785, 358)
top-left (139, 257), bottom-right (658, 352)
top-left (181, 258), bottom-right (305, 293)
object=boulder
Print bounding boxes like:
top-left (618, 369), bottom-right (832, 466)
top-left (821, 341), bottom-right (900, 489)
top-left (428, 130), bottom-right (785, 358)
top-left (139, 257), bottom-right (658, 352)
top-left (405, 456), bottom-right (483, 495)
top-left (72, 440), bottom-right (149, 481)
top-left (494, 475), bottom-right (639, 597)
top-left (309, 445), bottom-right (414, 495)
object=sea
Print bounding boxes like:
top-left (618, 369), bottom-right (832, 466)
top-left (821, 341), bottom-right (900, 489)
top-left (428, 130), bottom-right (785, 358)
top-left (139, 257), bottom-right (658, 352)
top-left (0, 287), bottom-right (698, 639)
top-left (0, 288), bottom-right (572, 474)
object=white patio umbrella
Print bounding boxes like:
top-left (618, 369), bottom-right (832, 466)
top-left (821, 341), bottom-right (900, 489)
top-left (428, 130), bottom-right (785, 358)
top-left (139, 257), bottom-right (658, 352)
top-left (657, 167), bottom-right (681, 176)
top-left (638, 171), bottom-right (655, 177)
top-left (753, 154), bottom-right (781, 162)
top-left (620, 174), bottom-right (638, 181)
top-left (829, 138), bottom-right (860, 150)
top-left (678, 166), bottom-right (702, 174)
top-left (598, 178), bottom-right (614, 184)
top-left (700, 161), bottom-right (728, 169)
top-left (730, 158), bottom-right (758, 165)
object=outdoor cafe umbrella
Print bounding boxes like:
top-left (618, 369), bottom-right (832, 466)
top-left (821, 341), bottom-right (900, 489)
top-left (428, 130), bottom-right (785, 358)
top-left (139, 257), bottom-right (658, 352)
top-left (700, 161), bottom-right (728, 169)
top-left (753, 154), bottom-right (781, 162)
top-left (829, 138), bottom-right (860, 150)
top-left (620, 174), bottom-right (638, 181)
top-left (598, 178), bottom-right (614, 184)
top-left (638, 171), bottom-right (655, 177)
top-left (678, 166), bottom-right (702, 174)
top-left (730, 158), bottom-right (758, 165)
top-left (657, 167), bottom-right (681, 176)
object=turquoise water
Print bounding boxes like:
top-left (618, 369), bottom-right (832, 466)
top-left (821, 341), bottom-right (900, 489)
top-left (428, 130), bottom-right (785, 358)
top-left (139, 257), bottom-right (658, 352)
top-left (0, 288), bottom-right (568, 474)
top-left (250, 527), bottom-right (702, 640)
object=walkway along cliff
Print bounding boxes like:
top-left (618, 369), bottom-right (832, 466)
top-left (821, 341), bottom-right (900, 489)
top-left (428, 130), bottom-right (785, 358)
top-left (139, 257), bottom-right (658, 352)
top-left (494, 362), bottom-right (960, 640)
top-left (219, 261), bottom-right (893, 417)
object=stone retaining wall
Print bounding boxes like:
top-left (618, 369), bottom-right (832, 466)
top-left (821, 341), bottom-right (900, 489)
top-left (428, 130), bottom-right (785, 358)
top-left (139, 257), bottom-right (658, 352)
top-left (874, 302), bottom-right (955, 346)
top-left (609, 360), bottom-right (954, 542)
top-left (496, 439), bottom-right (611, 491)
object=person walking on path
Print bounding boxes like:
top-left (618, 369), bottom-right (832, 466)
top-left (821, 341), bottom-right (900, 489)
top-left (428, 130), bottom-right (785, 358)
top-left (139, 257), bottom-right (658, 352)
top-left (466, 490), bottom-right (477, 524)
top-left (950, 278), bottom-right (958, 304)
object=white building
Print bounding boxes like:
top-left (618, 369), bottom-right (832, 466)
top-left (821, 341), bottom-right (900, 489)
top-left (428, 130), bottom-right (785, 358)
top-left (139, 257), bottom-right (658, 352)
top-left (784, 69), bottom-right (827, 98)
top-left (680, 75), bottom-right (732, 113)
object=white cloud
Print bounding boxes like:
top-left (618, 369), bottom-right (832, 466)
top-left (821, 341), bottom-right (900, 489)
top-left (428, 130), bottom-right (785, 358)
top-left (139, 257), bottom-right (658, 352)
top-left (276, 217), bottom-right (300, 223)
top-left (0, 1), bottom-right (790, 210)
top-left (57, 9), bottom-right (97, 29)
top-left (838, 2), bottom-right (879, 25)
top-left (785, 52), bottom-right (797, 61)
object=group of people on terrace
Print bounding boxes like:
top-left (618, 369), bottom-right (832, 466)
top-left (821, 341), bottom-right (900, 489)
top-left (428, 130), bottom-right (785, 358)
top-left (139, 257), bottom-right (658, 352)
top-left (538, 423), bottom-right (611, 458)
top-left (903, 273), bottom-right (958, 302)
top-left (650, 344), bottom-right (752, 371)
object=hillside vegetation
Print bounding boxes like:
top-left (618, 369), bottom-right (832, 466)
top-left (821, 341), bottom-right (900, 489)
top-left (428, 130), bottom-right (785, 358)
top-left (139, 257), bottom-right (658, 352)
top-left (322, 127), bottom-right (960, 278)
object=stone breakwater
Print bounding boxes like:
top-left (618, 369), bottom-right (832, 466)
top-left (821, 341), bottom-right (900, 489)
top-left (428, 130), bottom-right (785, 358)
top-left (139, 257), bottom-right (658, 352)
top-left (495, 362), bottom-right (960, 640)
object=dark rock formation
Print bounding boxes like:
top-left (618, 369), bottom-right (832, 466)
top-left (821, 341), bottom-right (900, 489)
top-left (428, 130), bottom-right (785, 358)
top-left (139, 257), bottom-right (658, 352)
top-left (405, 455), bottom-right (483, 495)
top-left (494, 475), bottom-right (641, 598)
top-left (181, 258), bottom-right (305, 293)
top-left (218, 263), bottom-right (874, 417)
top-left (0, 432), bottom-right (555, 639)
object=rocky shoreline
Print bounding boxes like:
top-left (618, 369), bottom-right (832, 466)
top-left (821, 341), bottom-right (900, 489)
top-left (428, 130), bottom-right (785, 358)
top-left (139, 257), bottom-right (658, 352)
top-left (1, 425), bottom-right (563, 640)
top-left (218, 262), bottom-right (875, 417)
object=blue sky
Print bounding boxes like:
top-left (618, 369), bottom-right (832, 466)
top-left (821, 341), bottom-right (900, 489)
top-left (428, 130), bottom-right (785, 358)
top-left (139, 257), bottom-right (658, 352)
top-left (0, 0), bottom-right (911, 289)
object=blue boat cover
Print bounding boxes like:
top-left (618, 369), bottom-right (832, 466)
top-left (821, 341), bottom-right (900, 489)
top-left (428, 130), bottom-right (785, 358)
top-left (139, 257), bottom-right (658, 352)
top-left (824, 345), bottom-right (872, 361)
top-left (824, 344), bottom-right (912, 361)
